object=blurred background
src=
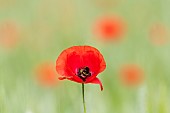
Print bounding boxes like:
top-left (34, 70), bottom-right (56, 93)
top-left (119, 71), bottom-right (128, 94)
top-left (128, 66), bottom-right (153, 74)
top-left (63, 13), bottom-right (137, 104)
top-left (0, 0), bottom-right (170, 113)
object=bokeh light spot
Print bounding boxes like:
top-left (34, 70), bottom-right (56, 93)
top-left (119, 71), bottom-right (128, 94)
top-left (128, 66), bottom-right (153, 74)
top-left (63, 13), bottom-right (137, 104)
top-left (0, 21), bottom-right (20, 48)
top-left (119, 64), bottom-right (144, 87)
top-left (93, 15), bottom-right (126, 42)
top-left (35, 62), bottom-right (59, 87)
top-left (149, 23), bottom-right (169, 45)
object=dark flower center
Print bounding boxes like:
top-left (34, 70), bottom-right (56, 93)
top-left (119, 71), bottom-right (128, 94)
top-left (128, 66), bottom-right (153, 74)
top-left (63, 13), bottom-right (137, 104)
top-left (77, 66), bottom-right (91, 81)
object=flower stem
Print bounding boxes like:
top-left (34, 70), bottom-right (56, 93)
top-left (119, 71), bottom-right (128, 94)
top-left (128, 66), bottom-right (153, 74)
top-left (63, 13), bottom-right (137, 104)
top-left (82, 83), bottom-right (86, 113)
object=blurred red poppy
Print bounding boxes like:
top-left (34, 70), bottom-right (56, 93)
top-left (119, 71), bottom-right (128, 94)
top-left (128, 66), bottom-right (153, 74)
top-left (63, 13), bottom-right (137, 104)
top-left (149, 23), bottom-right (169, 45)
top-left (120, 64), bottom-right (144, 86)
top-left (0, 21), bottom-right (20, 48)
top-left (93, 15), bottom-right (126, 42)
top-left (92, 0), bottom-right (120, 8)
top-left (56, 46), bottom-right (106, 90)
top-left (35, 62), bottom-right (59, 86)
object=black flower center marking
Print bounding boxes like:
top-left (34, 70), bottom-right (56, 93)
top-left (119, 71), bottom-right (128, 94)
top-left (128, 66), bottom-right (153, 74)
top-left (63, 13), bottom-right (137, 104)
top-left (77, 66), bottom-right (91, 81)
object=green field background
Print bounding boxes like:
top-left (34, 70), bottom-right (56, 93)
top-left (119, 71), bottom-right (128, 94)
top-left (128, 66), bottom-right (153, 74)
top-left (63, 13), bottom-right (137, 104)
top-left (0, 0), bottom-right (170, 113)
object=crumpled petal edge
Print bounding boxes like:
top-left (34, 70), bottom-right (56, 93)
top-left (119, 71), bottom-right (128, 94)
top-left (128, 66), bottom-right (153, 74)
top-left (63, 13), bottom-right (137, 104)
top-left (58, 76), bottom-right (72, 80)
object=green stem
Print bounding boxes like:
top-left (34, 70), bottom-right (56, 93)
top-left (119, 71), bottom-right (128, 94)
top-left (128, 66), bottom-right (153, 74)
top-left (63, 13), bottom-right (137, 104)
top-left (82, 83), bottom-right (86, 113)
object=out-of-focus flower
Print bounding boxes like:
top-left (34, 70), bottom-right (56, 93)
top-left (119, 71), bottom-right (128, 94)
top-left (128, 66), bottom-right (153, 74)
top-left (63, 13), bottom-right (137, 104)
top-left (93, 15), bottom-right (126, 42)
top-left (56, 46), bottom-right (106, 90)
top-left (119, 64), bottom-right (144, 86)
top-left (35, 62), bottom-right (59, 86)
top-left (91, 0), bottom-right (120, 8)
top-left (149, 23), bottom-right (169, 45)
top-left (0, 21), bottom-right (20, 48)
top-left (0, 0), bottom-right (16, 8)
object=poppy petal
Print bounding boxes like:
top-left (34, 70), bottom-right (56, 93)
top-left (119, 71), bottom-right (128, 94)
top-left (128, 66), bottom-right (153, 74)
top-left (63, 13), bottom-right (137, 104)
top-left (58, 75), bottom-right (83, 82)
top-left (56, 49), bottom-right (83, 83)
top-left (83, 46), bottom-right (106, 73)
top-left (87, 77), bottom-right (103, 91)
top-left (58, 76), bottom-right (67, 80)
top-left (82, 46), bottom-right (106, 75)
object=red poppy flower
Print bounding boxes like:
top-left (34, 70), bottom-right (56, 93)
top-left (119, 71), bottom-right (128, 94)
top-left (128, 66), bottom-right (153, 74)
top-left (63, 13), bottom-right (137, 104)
top-left (119, 64), bottom-right (144, 86)
top-left (93, 15), bottom-right (126, 41)
top-left (149, 23), bottom-right (169, 45)
top-left (56, 46), bottom-right (106, 90)
top-left (35, 62), bottom-right (59, 86)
